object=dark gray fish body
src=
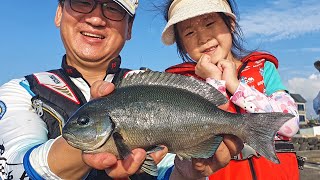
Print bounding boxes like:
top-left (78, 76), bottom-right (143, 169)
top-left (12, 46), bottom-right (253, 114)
top-left (62, 71), bottom-right (294, 166)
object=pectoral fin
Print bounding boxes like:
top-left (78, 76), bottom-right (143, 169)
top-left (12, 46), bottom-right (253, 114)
top-left (113, 132), bottom-right (131, 159)
top-left (177, 135), bottom-right (223, 160)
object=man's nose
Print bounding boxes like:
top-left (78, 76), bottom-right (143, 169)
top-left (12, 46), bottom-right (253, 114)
top-left (85, 4), bottom-right (107, 27)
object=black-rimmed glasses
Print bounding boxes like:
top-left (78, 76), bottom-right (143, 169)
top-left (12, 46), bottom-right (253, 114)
top-left (69, 0), bottom-right (127, 21)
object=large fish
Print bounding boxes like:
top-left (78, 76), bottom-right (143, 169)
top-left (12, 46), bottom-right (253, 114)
top-left (62, 71), bottom-right (293, 176)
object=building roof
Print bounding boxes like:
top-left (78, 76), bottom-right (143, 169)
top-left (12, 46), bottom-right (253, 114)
top-left (290, 93), bottom-right (307, 103)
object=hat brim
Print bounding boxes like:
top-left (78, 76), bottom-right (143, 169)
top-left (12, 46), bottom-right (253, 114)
top-left (113, 0), bottom-right (138, 16)
top-left (161, 0), bottom-right (236, 45)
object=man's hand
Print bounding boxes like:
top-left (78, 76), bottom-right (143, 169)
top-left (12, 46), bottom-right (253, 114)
top-left (83, 80), bottom-right (168, 178)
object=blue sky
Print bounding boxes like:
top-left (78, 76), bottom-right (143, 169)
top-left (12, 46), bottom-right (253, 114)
top-left (1, 0), bottom-right (320, 118)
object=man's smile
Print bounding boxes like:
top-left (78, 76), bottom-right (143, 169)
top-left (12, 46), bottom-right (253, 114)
top-left (81, 32), bottom-right (105, 39)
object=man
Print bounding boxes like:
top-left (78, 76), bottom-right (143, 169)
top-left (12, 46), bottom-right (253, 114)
top-left (0, 0), bottom-right (165, 179)
top-left (0, 0), bottom-right (242, 179)
top-left (314, 60), bottom-right (320, 117)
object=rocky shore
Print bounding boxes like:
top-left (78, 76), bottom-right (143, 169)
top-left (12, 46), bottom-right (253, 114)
top-left (292, 137), bottom-right (320, 179)
top-left (292, 136), bottom-right (320, 151)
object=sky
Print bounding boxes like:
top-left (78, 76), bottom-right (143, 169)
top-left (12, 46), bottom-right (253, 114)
top-left (0, 0), bottom-right (320, 118)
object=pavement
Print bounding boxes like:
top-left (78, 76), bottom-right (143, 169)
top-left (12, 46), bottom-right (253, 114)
top-left (297, 150), bottom-right (320, 180)
top-left (300, 163), bottom-right (320, 180)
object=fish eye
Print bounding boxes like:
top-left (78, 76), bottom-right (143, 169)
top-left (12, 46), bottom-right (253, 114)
top-left (77, 116), bottom-right (90, 126)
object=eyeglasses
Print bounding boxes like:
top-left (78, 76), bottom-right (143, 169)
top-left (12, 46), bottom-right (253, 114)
top-left (69, 0), bottom-right (127, 21)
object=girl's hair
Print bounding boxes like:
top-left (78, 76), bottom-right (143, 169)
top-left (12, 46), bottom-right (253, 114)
top-left (58, 0), bottom-right (64, 5)
top-left (163, 0), bottom-right (252, 62)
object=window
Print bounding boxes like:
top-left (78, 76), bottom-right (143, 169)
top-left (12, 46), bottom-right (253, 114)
top-left (297, 104), bottom-right (305, 111)
top-left (299, 115), bottom-right (306, 122)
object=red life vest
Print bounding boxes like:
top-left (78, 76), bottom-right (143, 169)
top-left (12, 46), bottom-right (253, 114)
top-left (227, 52), bottom-right (278, 114)
top-left (165, 52), bottom-right (299, 180)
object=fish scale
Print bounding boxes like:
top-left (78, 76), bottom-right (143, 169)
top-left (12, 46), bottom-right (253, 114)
top-left (108, 86), bottom-right (216, 150)
top-left (62, 70), bottom-right (294, 176)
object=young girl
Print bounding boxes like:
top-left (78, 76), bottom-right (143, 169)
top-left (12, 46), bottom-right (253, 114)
top-left (160, 0), bottom-right (300, 179)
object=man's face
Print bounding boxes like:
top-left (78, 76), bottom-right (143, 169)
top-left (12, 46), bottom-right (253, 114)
top-left (55, 0), bottom-right (133, 66)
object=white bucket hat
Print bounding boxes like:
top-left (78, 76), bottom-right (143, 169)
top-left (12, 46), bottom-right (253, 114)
top-left (114, 0), bottom-right (139, 16)
top-left (161, 0), bottom-right (236, 45)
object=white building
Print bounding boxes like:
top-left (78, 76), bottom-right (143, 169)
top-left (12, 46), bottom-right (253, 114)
top-left (290, 93), bottom-right (307, 124)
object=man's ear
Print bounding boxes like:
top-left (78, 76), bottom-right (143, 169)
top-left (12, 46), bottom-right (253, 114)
top-left (126, 20), bottom-right (133, 40)
top-left (55, 4), bottom-right (63, 28)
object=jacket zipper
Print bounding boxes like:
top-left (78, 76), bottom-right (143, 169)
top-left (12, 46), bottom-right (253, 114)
top-left (32, 99), bottom-right (65, 134)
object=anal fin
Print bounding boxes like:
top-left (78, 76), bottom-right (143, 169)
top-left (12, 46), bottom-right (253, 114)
top-left (177, 135), bottom-right (223, 160)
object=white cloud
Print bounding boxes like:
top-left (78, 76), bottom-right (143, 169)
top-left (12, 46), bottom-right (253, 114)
top-left (302, 48), bottom-right (320, 53)
top-left (240, 0), bottom-right (320, 41)
top-left (286, 74), bottom-right (320, 119)
top-left (284, 48), bottom-right (320, 53)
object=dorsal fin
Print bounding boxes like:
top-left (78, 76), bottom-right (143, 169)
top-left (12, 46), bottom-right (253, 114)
top-left (117, 71), bottom-right (228, 106)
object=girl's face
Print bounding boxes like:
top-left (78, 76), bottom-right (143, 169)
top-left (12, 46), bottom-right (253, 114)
top-left (177, 12), bottom-right (234, 63)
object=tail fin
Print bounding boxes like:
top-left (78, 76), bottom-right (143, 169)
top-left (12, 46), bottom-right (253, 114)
top-left (242, 112), bottom-right (294, 163)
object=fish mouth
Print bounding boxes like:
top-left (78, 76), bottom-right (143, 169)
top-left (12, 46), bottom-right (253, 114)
top-left (63, 132), bottom-right (110, 152)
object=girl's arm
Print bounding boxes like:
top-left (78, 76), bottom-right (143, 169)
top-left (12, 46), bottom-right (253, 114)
top-left (206, 78), bottom-right (299, 138)
top-left (230, 82), bottom-right (299, 138)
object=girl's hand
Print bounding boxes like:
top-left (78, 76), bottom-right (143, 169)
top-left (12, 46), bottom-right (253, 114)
top-left (171, 135), bottom-right (243, 179)
top-left (217, 60), bottom-right (240, 94)
top-left (195, 54), bottom-right (222, 80)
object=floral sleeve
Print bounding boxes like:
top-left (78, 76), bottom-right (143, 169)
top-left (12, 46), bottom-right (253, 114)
top-left (205, 78), bottom-right (228, 97)
top-left (206, 78), bottom-right (299, 138)
top-left (230, 82), bottom-right (299, 138)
